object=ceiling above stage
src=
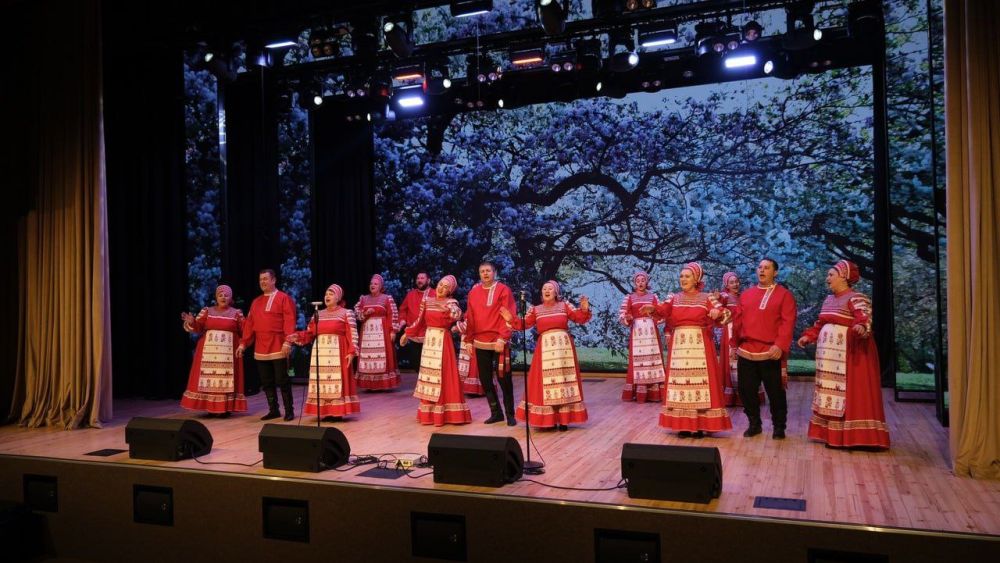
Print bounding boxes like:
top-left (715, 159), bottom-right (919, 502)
top-left (164, 0), bottom-right (885, 120)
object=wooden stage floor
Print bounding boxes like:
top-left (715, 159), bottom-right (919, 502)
top-left (2, 373), bottom-right (998, 537)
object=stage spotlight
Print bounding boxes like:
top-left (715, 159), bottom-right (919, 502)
top-left (350, 18), bottom-right (379, 60)
top-left (694, 21), bottom-right (726, 56)
top-left (297, 80), bottom-right (324, 110)
top-left (393, 63), bottom-right (424, 83)
top-left (309, 25), bottom-right (347, 59)
top-left (763, 59), bottom-right (774, 74)
top-left (609, 32), bottom-right (638, 72)
top-left (782, 2), bottom-right (822, 50)
top-left (510, 46), bottom-right (545, 67)
top-left (574, 38), bottom-right (602, 74)
top-left (595, 81), bottom-right (603, 92)
top-left (383, 16), bottom-right (414, 58)
top-left (451, 0), bottom-right (493, 18)
top-left (537, 0), bottom-right (567, 35)
top-left (742, 21), bottom-right (763, 42)
top-left (610, 51), bottom-right (639, 71)
top-left (848, 0), bottom-right (883, 38)
top-left (395, 85), bottom-right (425, 109)
top-left (467, 53), bottom-right (502, 82)
top-left (639, 22), bottom-right (678, 48)
top-left (549, 51), bottom-right (579, 72)
top-left (640, 77), bottom-right (663, 92)
top-left (497, 98), bottom-right (505, 108)
top-left (724, 52), bottom-right (757, 69)
top-left (597, 79), bottom-right (626, 98)
top-left (622, 0), bottom-right (655, 11)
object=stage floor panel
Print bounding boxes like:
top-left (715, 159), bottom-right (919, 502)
top-left (1, 374), bottom-right (998, 536)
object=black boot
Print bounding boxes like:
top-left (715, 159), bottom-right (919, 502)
top-left (743, 416), bottom-right (762, 437)
top-left (484, 400), bottom-right (504, 424)
top-left (280, 385), bottom-right (295, 421)
top-left (499, 374), bottom-right (516, 426)
top-left (260, 387), bottom-right (281, 421)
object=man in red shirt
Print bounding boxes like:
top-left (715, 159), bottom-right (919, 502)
top-left (463, 262), bottom-right (517, 425)
top-left (735, 258), bottom-right (797, 439)
top-left (237, 269), bottom-right (298, 421)
top-left (397, 272), bottom-right (432, 370)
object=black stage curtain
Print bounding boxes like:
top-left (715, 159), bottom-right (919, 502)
top-left (104, 1), bottom-right (190, 399)
top-left (0, 0), bottom-right (38, 420)
top-left (310, 106), bottom-right (377, 305)
top-left (223, 70), bottom-right (281, 393)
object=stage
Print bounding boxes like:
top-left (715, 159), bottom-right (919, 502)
top-left (2, 373), bottom-right (998, 539)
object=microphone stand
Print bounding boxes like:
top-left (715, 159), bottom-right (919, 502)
top-left (312, 303), bottom-right (321, 428)
top-left (519, 291), bottom-right (544, 475)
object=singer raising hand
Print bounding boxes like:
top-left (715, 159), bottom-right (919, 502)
top-left (179, 284), bottom-right (248, 416)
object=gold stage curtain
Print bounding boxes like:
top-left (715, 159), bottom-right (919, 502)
top-left (11, 0), bottom-right (113, 428)
top-left (945, 0), bottom-right (1000, 479)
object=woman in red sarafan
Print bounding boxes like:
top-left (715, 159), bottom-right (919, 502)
top-left (619, 271), bottom-right (666, 404)
top-left (402, 275), bottom-right (471, 426)
top-left (502, 280), bottom-right (591, 431)
top-left (180, 284), bottom-right (248, 416)
top-left (797, 260), bottom-right (890, 449)
top-left (645, 263), bottom-right (733, 437)
top-left (354, 273), bottom-right (401, 390)
top-left (287, 284), bottom-right (361, 420)
top-left (717, 272), bottom-right (765, 407)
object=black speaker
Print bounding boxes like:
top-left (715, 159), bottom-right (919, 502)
top-left (258, 424), bottom-right (350, 472)
top-left (125, 417), bottom-right (213, 461)
top-left (427, 433), bottom-right (524, 487)
top-left (621, 443), bottom-right (722, 503)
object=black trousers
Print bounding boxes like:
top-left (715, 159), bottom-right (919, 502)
top-left (402, 337), bottom-right (424, 369)
top-left (737, 357), bottom-right (787, 429)
top-left (257, 357), bottom-right (289, 389)
top-left (475, 347), bottom-right (514, 415)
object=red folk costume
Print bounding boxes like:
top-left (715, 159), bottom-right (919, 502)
top-left (512, 282), bottom-right (591, 428)
top-left (800, 261), bottom-right (890, 449)
top-left (619, 271), bottom-right (666, 403)
top-left (181, 292), bottom-right (248, 414)
top-left (406, 275), bottom-right (472, 426)
top-left (462, 281), bottom-right (516, 368)
top-left (455, 317), bottom-right (489, 395)
top-left (292, 285), bottom-right (361, 418)
top-left (654, 264), bottom-right (733, 432)
top-left (718, 273), bottom-right (765, 407)
top-left (354, 274), bottom-right (401, 389)
top-left (240, 289), bottom-right (297, 360)
top-left (734, 283), bottom-right (797, 386)
top-left (398, 286), bottom-right (433, 343)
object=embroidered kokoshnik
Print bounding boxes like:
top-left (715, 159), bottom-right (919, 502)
top-left (813, 323), bottom-right (848, 417)
top-left (666, 326), bottom-right (712, 410)
top-left (539, 328), bottom-right (580, 406)
top-left (413, 327), bottom-right (446, 402)
top-left (198, 330), bottom-right (235, 393)
top-left (307, 333), bottom-right (343, 401)
top-left (630, 317), bottom-right (666, 385)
